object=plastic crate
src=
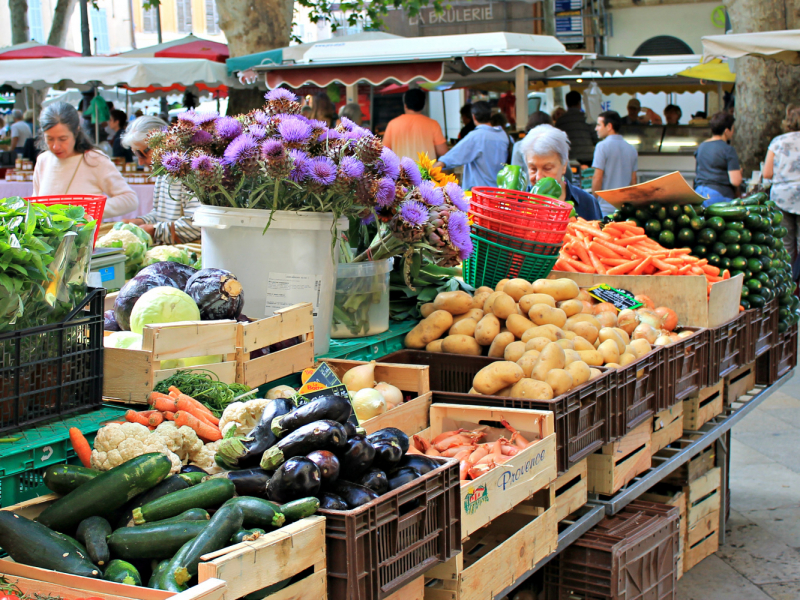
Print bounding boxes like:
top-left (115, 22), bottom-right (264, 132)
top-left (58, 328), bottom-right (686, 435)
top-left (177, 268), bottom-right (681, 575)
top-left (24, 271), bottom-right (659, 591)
top-left (0, 287), bottom-right (105, 435)
top-left (544, 499), bottom-right (679, 600)
top-left (470, 187), bottom-right (573, 220)
top-left (319, 321), bottom-right (416, 361)
top-left (26, 195), bottom-right (107, 247)
top-left (755, 323), bottom-right (798, 386)
top-left (743, 300), bottom-right (779, 363)
top-left (463, 234), bottom-right (559, 290)
top-left (469, 210), bottom-right (569, 244)
top-left (378, 350), bottom-right (610, 473)
top-left (660, 328), bottom-right (709, 410)
top-left (707, 311), bottom-right (747, 385)
top-left (321, 458), bottom-right (460, 600)
top-left (471, 223), bottom-right (562, 256)
top-left (608, 349), bottom-right (662, 441)
top-left (0, 405), bottom-right (127, 507)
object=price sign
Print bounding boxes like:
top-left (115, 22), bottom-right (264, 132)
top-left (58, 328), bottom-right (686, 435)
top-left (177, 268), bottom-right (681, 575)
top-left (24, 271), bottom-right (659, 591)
top-left (587, 284), bottom-right (642, 311)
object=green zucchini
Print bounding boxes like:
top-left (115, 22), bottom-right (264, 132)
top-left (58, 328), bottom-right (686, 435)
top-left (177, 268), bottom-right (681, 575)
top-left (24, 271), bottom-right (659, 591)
top-left (279, 497), bottom-right (320, 523)
top-left (230, 528), bottom-right (265, 544)
top-left (149, 560), bottom-right (170, 588)
top-left (152, 508), bottom-right (211, 524)
top-left (180, 471), bottom-right (207, 485)
top-left (43, 464), bottom-right (99, 495)
top-left (104, 559), bottom-right (142, 586)
top-left (0, 512), bottom-right (101, 578)
top-left (223, 496), bottom-right (286, 529)
top-left (152, 538), bottom-right (193, 592)
top-left (117, 473), bottom-right (201, 527)
top-left (172, 503), bottom-right (244, 585)
top-left (75, 516), bottom-right (112, 566)
top-left (705, 205), bottom-right (749, 219)
top-left (37, 453), bottom-right (172, 533)
top-left (133, 478), bottom-right (235, 525)
top-left (56, 532), bottom-right (90, 557)
top-left (107, 521), bottom-right (209, 560)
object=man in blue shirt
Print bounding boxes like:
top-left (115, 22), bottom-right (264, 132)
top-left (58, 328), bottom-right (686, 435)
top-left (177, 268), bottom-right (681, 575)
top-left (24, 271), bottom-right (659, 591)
top-left (592, 110), bottom-right (638, 216)
top-left (433, 101), bottom-right (510, 190)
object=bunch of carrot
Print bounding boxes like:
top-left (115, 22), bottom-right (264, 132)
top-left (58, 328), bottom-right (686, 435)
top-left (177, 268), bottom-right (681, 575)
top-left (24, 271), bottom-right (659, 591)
top-left (553, 219), bottom-right (730, 297)
top-left (120, 386), bottom-right (223, 442)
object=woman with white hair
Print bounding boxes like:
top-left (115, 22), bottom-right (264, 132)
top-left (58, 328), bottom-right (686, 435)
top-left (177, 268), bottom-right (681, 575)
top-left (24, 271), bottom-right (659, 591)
top-left (120, 115), bottom-right (201, 244)
top-left (519, 124), bottom-right (602, 220)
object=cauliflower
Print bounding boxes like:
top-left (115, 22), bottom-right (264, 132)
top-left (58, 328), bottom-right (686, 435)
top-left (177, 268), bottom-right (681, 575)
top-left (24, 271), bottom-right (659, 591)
top-left (91, 422), bottom-right (181, 473)
top-left (142, 245), bottom-right (191, 267)
top-left (189, 440), bottom-right (225, 474)
top-left (218, 398), bottom-right (272, 437)
top-left (96, 229), bottom-right (147, 278)
top-left (112, 221), bottom-right (153, 247)
top-left (178, 425), bottom-right (204, 461)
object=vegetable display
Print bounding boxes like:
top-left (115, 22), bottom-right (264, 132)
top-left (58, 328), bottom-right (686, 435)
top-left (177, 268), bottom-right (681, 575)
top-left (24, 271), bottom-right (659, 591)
top-left (96, 229), bottom-right (147, 280)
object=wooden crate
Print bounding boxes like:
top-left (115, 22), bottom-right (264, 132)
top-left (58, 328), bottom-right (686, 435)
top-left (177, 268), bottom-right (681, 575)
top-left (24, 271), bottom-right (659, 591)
top-left (659, 436), bottom-right (715, 486)
top-left (639, 484), bottom-right (686, 579)
top-left (417, 404), bottom-right (557, 540)
top-left (424, 502), bottom-right (558, 600)
top-left (685, 467), bottom-right (721, 530)
top-left (651, 403), bottom-right (684, 455)
top-left (684, 510), bottom-right (720, 572)
top-left (385, 577), bottom-right (424, 600)
top-left (546, 459), bottom-right (588, 523)
top-left (684, 380), bottom-right (724, 430)
top-left (588, 419), bottom-right (651, 496)
top-left (724, 362), bottom-right (756, 406)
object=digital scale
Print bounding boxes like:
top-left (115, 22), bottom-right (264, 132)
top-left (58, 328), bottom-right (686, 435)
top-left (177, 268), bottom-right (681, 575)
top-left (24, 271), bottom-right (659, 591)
top-left (90, 247), bottom-right (126, 289)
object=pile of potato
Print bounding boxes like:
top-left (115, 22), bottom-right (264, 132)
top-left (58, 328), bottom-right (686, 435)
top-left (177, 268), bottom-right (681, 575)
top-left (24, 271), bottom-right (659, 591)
top-left (404, 277), bottom-right (692, 401)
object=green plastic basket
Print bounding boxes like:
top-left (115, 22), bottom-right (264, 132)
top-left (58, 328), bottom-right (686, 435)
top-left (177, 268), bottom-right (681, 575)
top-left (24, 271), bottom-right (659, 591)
top-left (463, 234), bottom-right (559, 289)
top-left (471, 224), bottom-right (562, 256)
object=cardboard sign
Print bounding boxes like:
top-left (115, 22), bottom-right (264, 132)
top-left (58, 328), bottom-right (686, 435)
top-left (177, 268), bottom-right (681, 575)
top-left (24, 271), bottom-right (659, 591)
top-left (587, 284), bottom-right (642, 310)
top-left (596, 171), bottom-right (706, 208)
top-left (298, 362), bottom-right (360, 426)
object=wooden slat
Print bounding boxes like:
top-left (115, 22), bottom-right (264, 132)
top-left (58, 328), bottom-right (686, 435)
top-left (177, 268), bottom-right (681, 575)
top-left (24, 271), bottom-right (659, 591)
top-left (265, 569), bottom-right (326, 600)
top-left (103, 347), bottom-right (154, 403)
top-left (236, 340), bottom-right (314, 388)
top-left (385, 576), bottom-right (424, 600)
top-left (237, 303), bottom-right (314, 353)
top-left (361, 393), bottom-right (432, 435)
top-left (142, 321), bottom-right (238, 361)
top-left (323, 359), bottom-right (431, 394)
top-left (687, 508), bottom-right (720, 547)
top-left (684, 380), bottom-right (724, 430)
top-left (600, 419), bottom-right (651, 456)
top-left (651, 404), bottom-right (684, 456)
top-left (548, 459), bottom-right (588, 522)
top-left (686, 467), bottom-right (721, 527)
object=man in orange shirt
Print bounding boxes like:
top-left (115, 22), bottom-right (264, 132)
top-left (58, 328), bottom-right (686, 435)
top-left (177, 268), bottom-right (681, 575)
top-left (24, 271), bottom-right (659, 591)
top-left (382, 89), bottom-right (448, 161)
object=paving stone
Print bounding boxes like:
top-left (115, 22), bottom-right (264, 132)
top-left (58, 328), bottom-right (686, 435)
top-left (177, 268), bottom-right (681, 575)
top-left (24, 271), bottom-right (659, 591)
top-left (741, 506), bottom-right (800, 554)
top-left (731, 437), bottom-right (775, 468)
top-left (759, 581), bottom-right (800, 600)
top-left (729, 461), bottom-right (800, 512)
top-left (677, 554), bottom-right (774, 600)
top-left (732, 430), bottom-right (800, 474)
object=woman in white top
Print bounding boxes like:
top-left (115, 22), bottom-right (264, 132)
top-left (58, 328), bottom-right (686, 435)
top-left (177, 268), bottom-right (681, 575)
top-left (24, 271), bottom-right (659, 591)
top-left (763, 105), bottom-right (800, 264)
top-left (32, 102), bottom-right (137, 219)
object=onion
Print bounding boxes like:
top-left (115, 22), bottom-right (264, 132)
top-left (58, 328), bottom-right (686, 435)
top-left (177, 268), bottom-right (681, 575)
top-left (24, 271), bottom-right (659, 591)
top-left (266, 385), bottom-right (296, 400)
top-left (352, 388), bottom-right (387, 421)
top-left (577, 289), bottom-right (595, 304)
top-left (581, 301), bottom-right (595, 314)
top-left (374, 382), bottom-right (403, 409)
top-left (635, 294), bottom-right (655, 310)
top-left (617, 309), bottom-right (640, 335)
top-left (342, 361), bottom-right (376, 392)
top-left (637, 308), bottom-right (664, 330)
top-left (654, 335), bottom-right (673, 346)
top-left (677, 330), bottom-right (695, 339)
top-left (596, 311), bottom-right (618, 328)
top-left (655, 306), bottom-right (678, 331)
top-left (632, 322), bottom-right (658, 344)
top-left (592, 302), bottom-right (617, 315)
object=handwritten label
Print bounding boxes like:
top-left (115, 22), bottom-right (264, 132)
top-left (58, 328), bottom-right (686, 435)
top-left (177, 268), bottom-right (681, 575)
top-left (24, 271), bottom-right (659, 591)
top-left (587, 284), bottom-right (642, 311)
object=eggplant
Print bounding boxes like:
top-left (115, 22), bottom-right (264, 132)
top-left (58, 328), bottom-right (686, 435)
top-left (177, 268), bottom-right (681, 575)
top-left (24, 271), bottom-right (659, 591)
top-left (269, 336), bottom-right (303, 352)
top-left (367, 428), bottom-right (410, 454)
top-left (391, 455), bottom-right (440, 476)
top-left (266, 458), bottom-right (321, 504)
top-left (215, 468), bottom-right (271, 497)
top-left (217, 398), bottom-right (294, 469)
top-left (388, 467), bottom-right (421, 491)
top-left (180, 465), bottom-right (209, 475)
top-left (343, 421), bottom-right (359, 438)
top-left (319, 493), bottom-right (348, 511)
top-left (104, 310), bottom-right (121, 331)
top-left (141, 261), bottom-right (197, 289)
top-left (371, 440), bottom-right (403, 471)
top-left (272, 395), bottom-right (352, 436)
top-left (114, 272), bottom-right (179, 330)
top-left (334, 482), bottom-right (379, 508)
top-left (185, 268), bottom-right (244, 320)
top-left (306, 450), bottom-right (340, 486)
top-left (260, 420), bottom-right (348, 471)
top-left (356, 469), bottom-right (388, 495)
top-left (336, 435), bottom-right (375, 478)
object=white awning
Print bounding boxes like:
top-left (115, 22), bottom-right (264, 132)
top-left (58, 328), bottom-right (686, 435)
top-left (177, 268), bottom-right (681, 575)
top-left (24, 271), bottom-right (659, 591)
top-left (702, 30), bottom-right (800, 64)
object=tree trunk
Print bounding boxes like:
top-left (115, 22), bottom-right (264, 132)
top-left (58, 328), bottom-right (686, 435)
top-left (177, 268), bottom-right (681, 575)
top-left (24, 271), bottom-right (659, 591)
top-left (723, 0), bottom-right (800, 176)
top-left (9, 0), bottom-right (29, 45)
top-left (47, 0), bottom-right (78, 47)
top-left (216, 0), bottom-right (293, 115)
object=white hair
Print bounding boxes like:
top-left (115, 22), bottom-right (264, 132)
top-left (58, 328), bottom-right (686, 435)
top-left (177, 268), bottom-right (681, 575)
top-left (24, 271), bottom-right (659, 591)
top-left (519, 124), bottom-right (570, 165)
top-left (122, 115), bottom-right (168, 149)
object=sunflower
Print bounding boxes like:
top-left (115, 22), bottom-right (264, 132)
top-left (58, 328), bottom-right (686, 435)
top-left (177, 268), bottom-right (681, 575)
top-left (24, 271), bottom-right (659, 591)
top-left (417, 152), bottom-right (459, 188)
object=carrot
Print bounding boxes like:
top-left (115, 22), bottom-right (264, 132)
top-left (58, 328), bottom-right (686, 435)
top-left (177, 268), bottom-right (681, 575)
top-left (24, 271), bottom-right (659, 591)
top-left (606, 222), bottom-right (645, 235)
top-left (652, 258), bottom-right (678, 272)
top-left (663, 258), bottom-right (685, 266)
top-left (701, 264), bottom-right (720, 276)
top-left (654, 270), bottom-right (673, 275)
top-left (174, 411), bottom-right (222, 442)
top-left (572, 223), bottom-right (612, 240)
top-left (149, 392), bottom-right (177, 413)
top-left (722, 269), bottom-right (731, 280)
top-left (587, 250), bottom-right (607, 274)
top-left (677, 264), bottom-right (693, 275)
top-left (125, 410), bottom-right (151, 426)
top-left (164, 411), bottom-right (176, 421)
top-left (69, 427), bottom-right (92, 468)
top-left (554, 259), bottom-right (576, 272)
top-left (589, 241), bottom-right (622, 259)
top-left (148, 412), bottom-right (165, 427)
top-left (599, 258), bottom-right (630, 266)
top-left (607, 258), bottom-right (644, 275)
top-left (594, 239), bottom-right (636, 259)
top-left (174, 395), bottom-right (220, 426)
top-left (169, 388), bottom-right (220, 424)
top-left (690, 267), bottom-right (705, 276)
top-left (560, 257), bottom-right (595, 273)
top-left (632, 256), bottom-right (653, 275)
top-left (571, 242), bottom-right (592, 265)
top-left (668, 249), bottom-right (692, 256)
top-left (706, 275), bottom-right (723, 283)
top-left (615, 235), bottom-right (648, 246)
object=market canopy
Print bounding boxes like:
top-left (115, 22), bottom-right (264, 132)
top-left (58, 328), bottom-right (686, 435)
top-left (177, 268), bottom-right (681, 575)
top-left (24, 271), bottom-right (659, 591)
top-left (120, 35), bottom-right (229, 63)
top-left (0, 40), bottom-right (81, 59)
top-left (702, 29), bottom-right (800, 64)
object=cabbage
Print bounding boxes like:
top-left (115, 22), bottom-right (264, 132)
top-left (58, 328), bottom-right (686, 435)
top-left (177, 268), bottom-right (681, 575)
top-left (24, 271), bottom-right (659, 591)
top-left (142, 245), bottom-right (192, 267)
top-left (112, 222), bottom-right (153, 247)
top-left (130, 286), bottom-right (201, 334)
top-left (96, 229), bottom-right (148, 279)
top-left (104, 331), bottom-right (143, 349)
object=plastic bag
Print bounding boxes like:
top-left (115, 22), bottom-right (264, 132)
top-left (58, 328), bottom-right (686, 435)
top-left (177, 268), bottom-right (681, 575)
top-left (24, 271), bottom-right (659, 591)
top-left (582, 82), bottom-right (603, 124)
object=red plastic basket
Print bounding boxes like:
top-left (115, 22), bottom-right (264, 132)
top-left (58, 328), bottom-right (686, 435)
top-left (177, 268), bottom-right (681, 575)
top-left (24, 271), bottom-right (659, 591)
top-left (470, 210), bottom-right (569, 244)
top-left (470, 201), bottom-right (571, 232)
top-left (26, 195), bottom-right (107, 247)
top-left (470, 187), bottom-right (573, 220)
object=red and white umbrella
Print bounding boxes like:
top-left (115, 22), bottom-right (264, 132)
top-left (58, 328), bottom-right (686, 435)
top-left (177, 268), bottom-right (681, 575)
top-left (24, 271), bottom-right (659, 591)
top-left (121, 35), bottom-right (229, 63)
top-left (0, 40), bottom-right (81, 60)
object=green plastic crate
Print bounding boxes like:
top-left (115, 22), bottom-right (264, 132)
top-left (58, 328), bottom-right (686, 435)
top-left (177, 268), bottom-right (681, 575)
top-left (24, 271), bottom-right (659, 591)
top-left (0, 405), bottom-right (127, 508)
top-left (320, 320), bottom-right (416, 361)
top-left (463, 234), bottom-right (558, 290)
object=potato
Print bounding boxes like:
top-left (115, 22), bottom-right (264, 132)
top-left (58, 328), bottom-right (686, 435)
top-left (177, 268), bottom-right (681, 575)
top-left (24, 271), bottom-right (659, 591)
top-left (619, 352), bottom-right (637, 366)
top-left (502, 279), bottom-right (533, 302)
top-left (509, 378), bottom-right (554, 400)
top-left (629, 339), bottom-right (652, 359)
top-left (563, 349), bottom-right (582, 365)
top-left (599, 328), bottom-right (626, 353)
top-left (577, 349), bottom-right (603, 366)
top-left (442, 334), bottom-right (482, 356)
top-left (473, 361), bottom-right (524, 395)
top-left (468, 387), bottom-right (481, 395)
top-left (495, 386), bottom-right (513, 397)
top-left (490, 292), bottom-right (516, 320)
top-left (426, 339), bottom-right (444, 353)
top-left (557, 299), bottom-right (584, 317)
top-left (475, 314), bottom-right (501, 345)
top-left (495, 279), bottom-right (509, 292)
top-left (528, 304), bottom-right (567, 328)
top-left (563, 330), bottom-right (576, 340)
top-left (566, 361), bottom-right (591, 386)
top-left (472, 292), bottom-right (491, 309)
top-left (515, 304), bottom-right (524, 315)
top-left (532, 278), bottom-right (580, 301)
top-left (573, 336), bottom-right (595, 352)
top-left (449, 318), bottom-right (478, 337)
top-left (504, 341), bottom-right (527, 362)
top-left (605, 363), bottom-right (620, 369)
top-left (525, 336), bottom-right (552, 352)
top-left (612, 328), bottom-right (631, 345)
top-left (565, 314), bottom-right (602, 331)
top-left (483, 291), bottom-right (502, 314)
top-left (475, 286), bottom-right (494, 295)
top-left (555, 339), bottom-right (574, 350)
top-left (420, 303), bottom-right (436, 318)
top-left (488, 332), bottom-right (516, 358)
top-left (530, 342), bottom-right (566, 381)
top-left (434, 291), bottom-right (473, 315)
top-left (546, 369), bottom-right (573, 396)
top-left (598, 339), bottom-right (621, 364)
top-left (506, 314), bottom-right (536, 339)
top-left (519, 293), bottom-right (556, 312)
top-left (404, 310), bottom-right (454, 348)
top-left (453, 308), bottom-right (484, 324)
top-left (522, 327), bottom-right (555, 343)
top-left (589, 368), bottom-right (603, 380)
top-left (517, 353), bottom-right (539, 378)
top-left (570, 322), bottom-right (599, 344)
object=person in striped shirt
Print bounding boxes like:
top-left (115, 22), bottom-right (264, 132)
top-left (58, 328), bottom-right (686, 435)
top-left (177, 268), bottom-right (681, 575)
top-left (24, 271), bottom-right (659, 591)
top-left (120, 116), bottom-right (201, 244)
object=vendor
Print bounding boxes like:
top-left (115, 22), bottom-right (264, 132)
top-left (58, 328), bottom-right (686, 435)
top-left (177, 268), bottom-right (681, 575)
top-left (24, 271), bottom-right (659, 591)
top-left (519, 124), bottom-right (602, 220)
top-left (32, 102), bottom-right (138, 219)
top-left (121, 115), bottom-right (201, 244)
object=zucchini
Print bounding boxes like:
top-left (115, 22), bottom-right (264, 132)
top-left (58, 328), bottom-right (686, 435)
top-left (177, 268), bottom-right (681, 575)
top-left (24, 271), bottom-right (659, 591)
top-left (133, 478), bottom-right (235, 525)
top-left (223, 496), bottom-right (285, 529)
top-left (230, 528), bottom-right (265, 544)
top-left (153, 508), bottom-right (211, 524)
top-left (172, 504), bottom-right (244, 584)
top-left (43, 465), bottom-right (99, 495)
top-left (38, 453), bottom-right (172, 532)
top-left (104, 559), bottom-right (142, 586)
top-left (705, 205), bottom-right (749, 219)
top-left (0, 512), bottom-right (101, 578)
top-left (75, 516), bottom-right (112, 566)
top-left (279, 497), bottom-right (320, 522)
top-left (152, 538), bottom-right (193, 592)
top-left (149, 560), bottom-right (170, 587)
top-left (57, 532), bottom-right (89, 556)
top-left (117, 473), bottom-right (202, 527)
top-left (107, 521), bottom-right (209, 560)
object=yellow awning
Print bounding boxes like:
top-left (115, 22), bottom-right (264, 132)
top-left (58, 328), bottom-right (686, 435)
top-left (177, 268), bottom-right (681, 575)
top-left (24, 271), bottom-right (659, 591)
top-left (677, 59), bottom-right (736, 83)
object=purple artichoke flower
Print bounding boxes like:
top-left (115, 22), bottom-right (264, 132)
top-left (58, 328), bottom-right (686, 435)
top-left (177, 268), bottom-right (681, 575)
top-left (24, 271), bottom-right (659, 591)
top-left (252, 111), bottom-right (270, 127)
top-left (338, 116), bottom-right (356, 131)
top-left (399, 157), bottom-right (423, 187)
top-left (361, 213), bottom-right (376, 226)
top-left (265, 88), bottom-right (298, 103)
top-left (190, 129), bottom-right (214, 145)
top-left (288, 149), bottom-right (310, 182)
top-left (278, 117), bottom-right (313, 146)
top-left (262, 138), bottom-right (285, 159)
top-left (399, 200), bottom-right (429, 227)
top-left (418, 180), bottom-right (444, 206)
top-left (447, 211), bottom-right (472, 257)
top-left (339, 155), bottom-right (365, 180)
top-left (445, 182), bottom-right (469, 212)
top-left (178, 111), bottom-right (197, 124)
top-left (319, 129), bottom-right (343, 142)
top-left (191, 154), bottom-right (219, 172)
top-left (215, 116), bottom-right (243, 140)
top-left (375, 177), bottom-right (397, 208)
top-left (375, 147), bottom-right (401, 180)
top-left (248, 124), bottom-right (267, 140)
top-left (193, 112), bottom-right (220, 126)
top-left (222, 133), bottom-right (259, 167)
top-left (161, 151), bottom-right (187, 175)
top-left (308, 156), bottom-right (337, 186)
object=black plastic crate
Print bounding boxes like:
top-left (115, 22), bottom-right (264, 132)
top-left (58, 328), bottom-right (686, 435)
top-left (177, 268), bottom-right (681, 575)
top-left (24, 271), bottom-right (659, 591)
top-left (607, 348), bottom-right (662, 441)
top-left (707, 311), bottom-right (747, 385)
top-left (660, 328), bottom-right (710, 410)
top-left (743, 300), bottom-right (779, 363)
top-left (0, 288), bottom-right (105, 435)
top-left (755, 323), bottom-right (798, 386)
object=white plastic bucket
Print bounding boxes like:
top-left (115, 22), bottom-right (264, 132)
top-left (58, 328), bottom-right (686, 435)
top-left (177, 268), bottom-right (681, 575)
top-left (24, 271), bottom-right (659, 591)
top-left (193, 206), bottom-right (347, 356)
top-left (332, 258), bottom-right (393, 339)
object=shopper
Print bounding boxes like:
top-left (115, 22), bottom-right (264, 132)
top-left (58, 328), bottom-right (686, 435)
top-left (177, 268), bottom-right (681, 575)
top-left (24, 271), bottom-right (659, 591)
top-left (23, 109), bottom-right (34, 134)
top-left (555, 91), bottom-right (597, 166)
top-left (310, 92), bottom-right (337, 128)
top-left (551, 107), bottom-right (566, 123)
top-left (511, 111), bottom-right (553, 183)
top-left (337, 103), bottom-right (363, 127)
top-left (458, 103), bottom-right (476, 140)
top-left (121, 115), bottom-right (201, 244)
top-left (592, 110), bottom-right (638, 216)
top-left (664, 104), bottom-right (682, 126)
top-left (693, 111), bottom-right (742, 205)
top-left (490, 112), bottom-right (515, 162)
top-left (763, 105), bottom-right (800, 264)
top-left (621, 99), bottom-right (646, 126)
top-left (433, 101), bottom-right (509, 190)
top-left (107, 109), bottom-right (134, 162)
top-left (8, 109), bottom-right (31, 155)
top-left (519, 124), bottom-right (602, 220)
top-left (32, 102), bottom-right (137, 219)
top-left (382, 89), bottom-right (447, 161)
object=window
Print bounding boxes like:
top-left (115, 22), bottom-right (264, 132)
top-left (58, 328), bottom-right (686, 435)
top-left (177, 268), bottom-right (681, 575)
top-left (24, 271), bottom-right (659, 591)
top-left (205, 0), bottom-right (220, 35)
top-left (142, 6), bottom-right (158, 34)
top-left (28, 0), bottom-right (45, 43)
top-left (90, 8), bottom-right (110, 54)
top-left (634, 36), bottom-right (693, 56)
top-left (176, 0), bottom-right (193, 33)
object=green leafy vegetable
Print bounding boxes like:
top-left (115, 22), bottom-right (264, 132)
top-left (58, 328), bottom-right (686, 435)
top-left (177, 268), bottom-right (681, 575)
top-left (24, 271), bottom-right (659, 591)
top-left (153, 370), bottom-right (251, 417)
